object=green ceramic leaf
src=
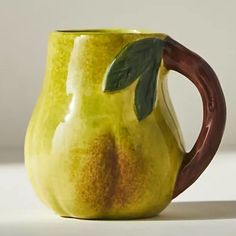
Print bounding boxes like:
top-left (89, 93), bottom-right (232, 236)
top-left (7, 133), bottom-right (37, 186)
top-left (134, 61), bottom-right (159, 121)
top-left (103, 37), bottom-right (164, 121)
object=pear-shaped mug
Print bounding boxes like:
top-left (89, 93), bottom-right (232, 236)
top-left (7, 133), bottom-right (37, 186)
top-left (25, 29), bottom-right (226, 219)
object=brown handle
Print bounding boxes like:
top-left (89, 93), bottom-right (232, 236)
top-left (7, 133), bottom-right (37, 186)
top-left (163, 37), bottom-right (226, 199)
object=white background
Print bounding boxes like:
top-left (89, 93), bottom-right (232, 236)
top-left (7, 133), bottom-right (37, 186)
top-left (0, 0), bottom-right (235, 155)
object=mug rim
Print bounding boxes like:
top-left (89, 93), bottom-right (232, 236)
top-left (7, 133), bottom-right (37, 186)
top-left (55, 28), bottom-right (162, 35)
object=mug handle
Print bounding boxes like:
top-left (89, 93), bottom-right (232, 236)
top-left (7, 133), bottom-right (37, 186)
top-left (163, 37), bottom-right (226, 198)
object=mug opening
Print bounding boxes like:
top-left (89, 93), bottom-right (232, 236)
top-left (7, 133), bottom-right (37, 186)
top-left (55, 28), bottom-right (156, 35)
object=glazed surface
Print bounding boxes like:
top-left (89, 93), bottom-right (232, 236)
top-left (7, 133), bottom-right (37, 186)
top-left (25, 32), bottom-right (184, 219)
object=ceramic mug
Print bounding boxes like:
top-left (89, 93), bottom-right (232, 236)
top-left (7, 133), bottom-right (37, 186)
top-left (25, 29), bottom-right (226, 219)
